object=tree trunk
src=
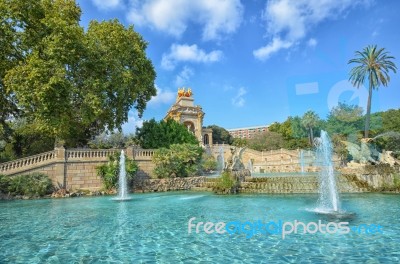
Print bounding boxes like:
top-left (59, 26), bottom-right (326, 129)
top-left (364, 81), bottom-right (373, 138)
top-left (310, 127), bottom-right (314, 146)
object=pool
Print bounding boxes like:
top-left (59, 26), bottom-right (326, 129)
top-left (1, 192), bottom-right (399, 263)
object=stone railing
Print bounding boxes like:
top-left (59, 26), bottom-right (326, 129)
top-left (0, 150), bottom-right (56, 174)
top-left (261, 148), bottom-right (302, 157)
top-left (133, 149), bottom-right (155, 160)
top-left (66, 148), bottom-right (119, 160)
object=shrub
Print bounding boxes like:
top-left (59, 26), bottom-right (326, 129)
top-left (0, 174), bottom-right (12, 193)
top-left (96, 152), bottom-right (138, 190)
top-left (213, 171), bottom-right (240, 194)
top-left (200, 153), bottom-right (218, 173)
top-left (152, 144), bottom-right (203, 178)
top-left (0, 173), bottom-right (53, 196)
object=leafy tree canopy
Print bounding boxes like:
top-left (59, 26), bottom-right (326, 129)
top-left (136, 119), bottom-right (198, 149)
top-left (152, 144), bottom-right (203, 178)
top-left (325, 103), bottom-right (364, 138)
top-left (1, 0), bottom-right (156, 144)
top-left (206, 125), bottom-right (233, 145)
top-left (247, 131), bottom-right (284, 151)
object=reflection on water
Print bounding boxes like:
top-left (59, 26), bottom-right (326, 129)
top-left (0, 192), bottom-right (399, 263)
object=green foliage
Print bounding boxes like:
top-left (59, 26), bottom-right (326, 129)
top-left (96, 152), bottom-right (138, 190)
top-left (247, 131), bottom-right (284, 151)
top-left (213, 171), bottom-right (239, 194)
top-left (2, 119), bottom-right (54, 161)
top-left (331, 134), bottom-right (350, 165)
top-left (136, 119), bottom-right (198, 149)
top-left (382, 109), bottom-right (400, 133)
top-left (1, 0), bottom-right (156, 144)
top-left (200, 153), bottom-right (218, 173)
top-left (348, 45), bottom-right (397, 138)
top-left (207, 125), bottom-right (233, 145)
top-left (325, 103), bottom-right (364, 137)
top-left (301, 110), bottom-right (320, 145)
top-left (393, 173), bottom-right (400, 189)
top-left (152, 144), bottom-right (203, 178)
top-left (268, 117), bottom-right (310, 150)
top-left (232, 137), bottom-right (248, 147)
top-left (88, 132), bottom-right (136, 149)
top-left (0, 173), bottom-right (53, 197)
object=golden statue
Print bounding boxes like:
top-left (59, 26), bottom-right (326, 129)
top-left (177, 87), bottom-right (192, 97)
top-left (178, 87), bottom-right (185, 97)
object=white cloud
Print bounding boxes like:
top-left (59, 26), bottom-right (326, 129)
top-left (122, 112), bottom-right (143, 134)
top-left (254, 0), bottom-right (372, 60)
top-left (175, 66), bottom-right (194, 87)
top-left (127, 0), bottom-right (243, 40)
top-left (253, 37), bottom-right (293, 61)
top-left (231, 87), bottom-right (247, 107)
top-left (161, 44), bottom-right (222, 70)
top-left (307, 38), bottom-right (317, 47)
top-left (148, 85), bottom-right (175, 106)
top-left (91, 0), bottom-right (124, 10)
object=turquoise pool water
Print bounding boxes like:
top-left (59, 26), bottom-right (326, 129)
top-left (1, 192), bottom-right (399, 263)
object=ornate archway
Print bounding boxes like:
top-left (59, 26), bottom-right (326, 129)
top-left (203, 134), bottom-right (209, 145)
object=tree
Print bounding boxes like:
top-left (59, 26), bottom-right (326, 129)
top-left (267, 117), bottom-right (309, 149)
top-left (232, 138), bottom-right (247, 147)
top-left (325, 103), bottom-right (364, 138)
top-left (301, 110), bottom-right (320, 145)
top-left (1, 0), bottom-right (156, 145)
top-left (136, 119), bottom-right (198, 149)
top-left (88, 131), bottom-right (132, 149)
top-left (1, 119), bottom-right (54, 160)
top-left (348, 45), bottom-right (397, 138)
top-left (206, 125), bottom-right (233, 145)
top-left (152, 144), bottom-right (203, 178)
top-left (247, 131), bottom-right (284, 151)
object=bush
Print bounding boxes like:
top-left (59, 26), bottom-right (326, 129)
top-left (200, 153), bottom-right (218, 173)
top-left (96, 152), bottom-right (138, 190)
top-left (0, 174), bottom-right (12, 193)
top-left (213, 171), bottom-right (240, 194)
top-left (0, 173), bottom-right (53, 196)
top-left (152, 144), bottom-right (203, 178)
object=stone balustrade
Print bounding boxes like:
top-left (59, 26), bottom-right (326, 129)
top-left (0, 150), bottom-right (56, 174)
top-left (133, 149), bottom-right (155, 160)
top-left (66, 149), bottom-right (119, 160)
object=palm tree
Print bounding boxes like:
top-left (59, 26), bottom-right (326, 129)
top-left (348, 45), bottom-right (397, 138)
top-left (301, 110), bottom-right (320, 146)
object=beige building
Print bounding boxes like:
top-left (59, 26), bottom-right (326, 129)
top-left (228, 125), bottom-right (269, 139)
top-left (164, 88), bottom-right (212, 146)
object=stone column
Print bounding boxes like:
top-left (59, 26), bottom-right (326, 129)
top-left (54, 146), bottom-right (66, 188)
top-left (125, 146), bottom-right (134, 160)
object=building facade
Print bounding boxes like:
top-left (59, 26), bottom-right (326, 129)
top-left (227, 125), bottom-right (269, 139)
top-left (164, 88), bottom-right (212, 146)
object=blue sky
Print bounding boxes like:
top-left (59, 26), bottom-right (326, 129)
top-left (76, 0), bottom-right (400, 133)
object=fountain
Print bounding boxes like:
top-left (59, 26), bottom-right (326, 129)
top-left (372, 131), bottom-right (400, 141)
top-left (314, 130), bottom-right (340, 213)
top-left (217, 146), bottom-right (225, 174)
top-left (299, 149), bottom-right (305, 174)
top-left (113, 150), bottom-right (131, 201)
top-left (247, 159), bottom-right (253, 173)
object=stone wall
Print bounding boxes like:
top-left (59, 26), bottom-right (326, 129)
top-left (65, 162), bottom-right (104, 190)
top-left (133, 176), bottom-right (206, 192)
top-left (0, 147), bottom-right (156, 191)
top-left (198, 174), bottom-right (376, 194)
top-left (208, 145), bottom-right (340, 173)
top-left (340, 163), bottom-right (400, 190)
